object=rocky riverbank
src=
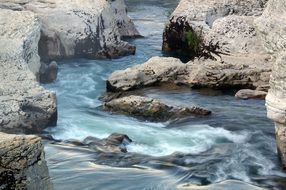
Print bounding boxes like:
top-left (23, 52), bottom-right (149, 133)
top-left (0, 0), bottom-right (140, 188)
top-left (0, 0), bottom-right (140, 61)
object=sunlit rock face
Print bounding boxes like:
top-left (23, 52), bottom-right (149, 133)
top-left (162, 0), bottom-right (268, 57)
top-left (0, 9), bottom-right (57, 133)
top-left (0, 0), bottom-right (140, 61)
top-left (255, 0), bottom-right (286, 168)
top-left (0, 133), bottom-right (53, 190)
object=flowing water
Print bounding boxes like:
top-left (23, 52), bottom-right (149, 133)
top-left (44, 0), bottom-right (286, 189)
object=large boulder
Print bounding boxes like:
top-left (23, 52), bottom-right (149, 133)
top-left (103, 95), bottom-right (211, 121)
top-left (107, 56), bottom-right (271, 92)
top-left (107, 56), bottom-right (188, 92)
top-left (0, 0), bottom-right (140, 61)
top-left (0, 9), bottom-right (57, 133)
top-left (162, 0), bottom-right (268, 57)
top-left (0, 133), bottom-right (53, 190)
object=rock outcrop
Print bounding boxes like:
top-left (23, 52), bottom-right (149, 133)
top-left (162, 0), bottom-right (268, 57)
top-left (0, 9), bottom-right (57, 133)
top-left (103, 95), bottom-right (211, 121)
top-left (107, 56), bottom-right (271, 92)
top-left (255, 0), bottom-right (286, 168)
top-left (160, 0), bottom-right (272, 92)
top-left (0, 0), bottom-right (140, 61)
top-left (0, 132), bottom-right (53, 190)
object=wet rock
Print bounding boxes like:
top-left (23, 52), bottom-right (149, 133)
top-left (83, 133), bottom-right (132, 153)
top-left (1, 0), bottom-right (139, 61)
top-left (0, 132), bottom-right (53, 190)
top-left (235, 89), bottom-right (267, 100)
top-left (107, 56), bottom-right (271, 92)
top-left (40, 61), bottom-right (58, 83)
top-left (103, 95), bottom-right (211, 121)
top-left (0, 9), bottom-right (57, 133)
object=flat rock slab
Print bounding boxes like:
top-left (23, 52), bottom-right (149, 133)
top-left (107, 56), bottom-right (272, 92)
top-left (103, 95), bottom-right (211, 122)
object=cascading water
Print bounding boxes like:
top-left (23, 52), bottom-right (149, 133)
top-left (44, 0), bottom-right (286, 189)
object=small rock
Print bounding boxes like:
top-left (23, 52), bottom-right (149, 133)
top-left (83, 133), bottom-right (132, 153)
top-left (235, 89), bottom-right (267, 100)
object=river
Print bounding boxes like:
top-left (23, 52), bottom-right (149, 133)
top-left (43, 0), bottom-right (286, 189)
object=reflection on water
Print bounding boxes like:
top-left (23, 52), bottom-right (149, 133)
top-left (44, 0), bottom-right (286, 189)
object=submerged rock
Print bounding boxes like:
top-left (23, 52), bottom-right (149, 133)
top-left (103, 95), bottom-right (211, 121)
top-left (83, 133), bottom-right (132, 153)
top-left (0, 9), bottom-right (57, 133)
top-left (1, 0), bottom-right (140, 61)
top-left (235, 89), bottom-right (267, 100)
top-left (0, 133), bottom-right (53, 190)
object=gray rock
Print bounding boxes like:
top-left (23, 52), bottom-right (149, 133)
top-left (235, 89), bottom-right (267, 100)
top-left (0, 0), bottom-right (140, 61)
top-left (162, 0), bottom-right (268, 57)
top-left (107, 56), bottom-right (272, 92)
top-left (0, 132), bottom-right (53, 190)
top-left (0, 9), bottom-right (57, 133)
top-left (255, 0), bottom-right (286, 169)
top-left (40, 61), bottom-right (58, 83)
top-left (107, 56), bottom-right (188, 92)
top-left (103, 95), bottom-right (211, 122)
top-left (83, 133), bottom-right (132, 153)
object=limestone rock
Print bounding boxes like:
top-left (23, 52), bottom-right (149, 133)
top-left (0, 0), bottom-right (140, 61)
top-left (235, 89), bottom-right (267, 100)
top-left (0, 132), bottom-right (53, 190)
top-left (162, 0), bottom-right (268, 57)
top-left (255, 0), bottom-right (286, 54)
top-left (107, 56), bottom-right (188, 92)
top-left (103, 95), bottom-right (211, 121)
top-left (255, 0), bottom-right (286, 168)
top-left (186, 55), bottom-right (272, 89)
top-left (0, 9), bottom-right (57, 133)
top-left (107, 56), bottom-right (271, 92)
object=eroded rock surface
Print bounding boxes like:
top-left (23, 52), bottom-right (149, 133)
top-left (0, 133), bottom-right (53, 190)
top-left (107, 57), bottom-right (188, 92)
top-left (107, 56), bottom-right (271, 92)
top-left (163, 0), bottom-right (268, 57)
top-left (0, 9), bottom-right (57, 133)
top-left (0, 0), bottom-right (140, 61)
top-left (255, 0), bottom-right (286, 168)
top-left (103, 95), bottom-right (211, 121)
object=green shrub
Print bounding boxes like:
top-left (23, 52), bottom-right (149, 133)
top-left (184, 30), bottom-right (202, 54)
